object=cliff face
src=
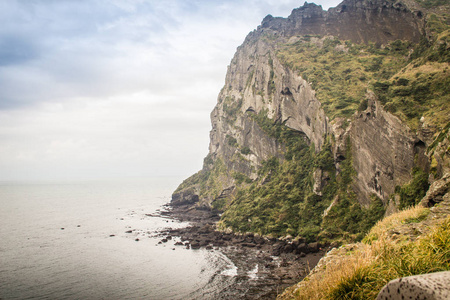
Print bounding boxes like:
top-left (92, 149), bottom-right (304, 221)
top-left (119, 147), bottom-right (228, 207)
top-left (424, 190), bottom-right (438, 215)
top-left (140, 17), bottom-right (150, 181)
top-left (173, 0), bottom-right (450, 243)
top-left (261, 0), bottom-right (424, 44)
top-left (350, 95), bottom-right (420, 207)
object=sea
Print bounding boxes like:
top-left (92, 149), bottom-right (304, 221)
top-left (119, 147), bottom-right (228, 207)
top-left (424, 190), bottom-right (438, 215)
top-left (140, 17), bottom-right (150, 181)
top-left (0, 178), bottom-right (241, 300)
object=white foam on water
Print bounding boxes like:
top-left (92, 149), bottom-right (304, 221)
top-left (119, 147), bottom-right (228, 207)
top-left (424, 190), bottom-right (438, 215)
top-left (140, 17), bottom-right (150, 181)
top-left (221, 264), bottom-right (238, 276)
top-left (247, 264), bottom-right (259, 280)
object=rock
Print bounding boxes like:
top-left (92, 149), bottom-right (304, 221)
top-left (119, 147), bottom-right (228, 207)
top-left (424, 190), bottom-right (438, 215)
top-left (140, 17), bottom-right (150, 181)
top-left (308, 242), bottom-right (320, 252)
top-left (283, 244), bottom-right (295, 253)
top-left (171, 190), bottom-right (199, 206)
top-left (190, 242), bottom-right (200, 249)
top-left (376, 271), bottom-right (450, 300)
top-left (350, 95), bottom-right (421, 207)
top-left (421, 173), bottom-right (450, 207)
top-left (313, 168), bottom-right (323, 196)
top-left (296, 243), bottom-right (309, 254)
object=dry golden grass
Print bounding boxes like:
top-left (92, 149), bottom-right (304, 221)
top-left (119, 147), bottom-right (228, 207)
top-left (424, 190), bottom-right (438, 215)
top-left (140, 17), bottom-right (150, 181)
top-left (279, 206), bottom-right (450, 300)
top-left (363, 205), bottom-right (430, 243)
top-left (284, 245), bottom-right (373, 300)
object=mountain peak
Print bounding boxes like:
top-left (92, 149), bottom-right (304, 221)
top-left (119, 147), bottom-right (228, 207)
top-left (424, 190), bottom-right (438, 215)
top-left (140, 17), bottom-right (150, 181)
top-left (258, 0), bottom-right (424, 44)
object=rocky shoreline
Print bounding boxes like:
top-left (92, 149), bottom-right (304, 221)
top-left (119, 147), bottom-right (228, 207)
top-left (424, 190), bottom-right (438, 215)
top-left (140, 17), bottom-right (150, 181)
top-left (155, 204), bottom-right (328, 299)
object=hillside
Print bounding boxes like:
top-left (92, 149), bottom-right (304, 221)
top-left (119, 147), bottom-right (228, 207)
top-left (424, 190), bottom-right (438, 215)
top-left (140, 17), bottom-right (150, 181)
top-left (172, 0), bottom-right (450, 248)
top-left (279, 182), bottom-right (450, 299)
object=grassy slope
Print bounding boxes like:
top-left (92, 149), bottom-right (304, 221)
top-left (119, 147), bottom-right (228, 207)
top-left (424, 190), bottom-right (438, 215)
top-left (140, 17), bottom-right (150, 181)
top-left (279, 200), bottom-right (450, 299)
top-left (279, 1), bottom-right (450, 297)
top-left (276, 28), bottom-right (449, 131)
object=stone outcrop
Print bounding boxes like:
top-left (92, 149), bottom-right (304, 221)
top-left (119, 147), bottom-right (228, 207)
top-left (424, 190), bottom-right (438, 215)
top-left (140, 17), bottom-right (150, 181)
top-left (421, 127), bottom-right (450, 207)
top-left (421, 173), bottom-right (450, 207)
top-left (376, 271), bottom-right (450, 300)
top-left (258, 0), bottom-right (424, 44)
top-left (350, 93), bottom-right (427, 207)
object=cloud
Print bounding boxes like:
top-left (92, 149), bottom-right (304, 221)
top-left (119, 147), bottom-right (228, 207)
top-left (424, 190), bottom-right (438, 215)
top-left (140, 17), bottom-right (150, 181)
top-left (0, 0), bottom-right (343, 181)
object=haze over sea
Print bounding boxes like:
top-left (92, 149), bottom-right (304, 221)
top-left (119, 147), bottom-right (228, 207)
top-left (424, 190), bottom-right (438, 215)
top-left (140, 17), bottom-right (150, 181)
top-left (0, 178), bottom-right (237, 300)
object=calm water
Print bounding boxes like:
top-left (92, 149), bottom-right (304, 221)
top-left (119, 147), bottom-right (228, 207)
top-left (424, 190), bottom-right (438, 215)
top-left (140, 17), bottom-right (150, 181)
top-left (0, 178), bottom-right (237, 300)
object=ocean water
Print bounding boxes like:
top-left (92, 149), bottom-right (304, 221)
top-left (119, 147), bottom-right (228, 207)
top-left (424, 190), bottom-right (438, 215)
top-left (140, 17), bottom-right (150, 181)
top-left (0, 178), bottom-right (237, 300)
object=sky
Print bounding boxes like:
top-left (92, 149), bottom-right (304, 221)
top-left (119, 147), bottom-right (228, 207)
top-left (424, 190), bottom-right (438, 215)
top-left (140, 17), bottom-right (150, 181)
top-left (0, 0), bottom-right (342, 182)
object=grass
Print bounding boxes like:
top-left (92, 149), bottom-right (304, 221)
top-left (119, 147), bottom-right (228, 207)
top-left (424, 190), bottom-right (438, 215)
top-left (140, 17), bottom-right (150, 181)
top-left (362, 205), bottom-right (430, 243)
top-left (275, 17), bottom-right (450, 131)
top-left (281, 206), bottom-right (450, 300)
top-left (276, 37), bottom-right (412, 121)
top-left (173, 157), bottom-right (228, 206)
top-left (395, 168), bottom-right (430, 209)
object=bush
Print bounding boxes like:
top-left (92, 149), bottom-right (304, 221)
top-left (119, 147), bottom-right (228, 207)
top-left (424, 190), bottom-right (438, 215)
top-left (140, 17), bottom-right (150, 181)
top-left (398, 168), bottom-right (430, 209)
top-left (240, 146), bottom-right (251, 155)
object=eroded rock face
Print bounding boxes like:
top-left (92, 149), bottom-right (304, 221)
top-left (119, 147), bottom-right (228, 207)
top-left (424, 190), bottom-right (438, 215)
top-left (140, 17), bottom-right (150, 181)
top-left (260, 0), bottom-right (424, 44)
top-left (172, 0), bottom-right (428, 211)
top-left (211, 33), bottom-right (329, 172)
top-left (421, 173), bottom-right (450, 208)
top-left (350, 95), bottom-right (425, 207)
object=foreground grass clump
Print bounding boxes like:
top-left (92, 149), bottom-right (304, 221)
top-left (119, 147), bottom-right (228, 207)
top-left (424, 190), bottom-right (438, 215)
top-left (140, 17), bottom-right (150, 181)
top-left (282, 206), bottom-right (450, 300)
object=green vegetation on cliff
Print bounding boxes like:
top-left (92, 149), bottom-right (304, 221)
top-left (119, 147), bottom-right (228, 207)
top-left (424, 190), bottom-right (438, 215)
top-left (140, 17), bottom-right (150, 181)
top-left (217, 112), bottom-right (385, 243)
top-left (277, 36), bottom-right (413, 120)
top-left (396, 167), bottom-right (430, 209)
top-left (276, 13), bottom-right (450, 130)
top-left (280, 204), bottom-right (450, 300)
top-left (174, 156), bottom-right (228, 204)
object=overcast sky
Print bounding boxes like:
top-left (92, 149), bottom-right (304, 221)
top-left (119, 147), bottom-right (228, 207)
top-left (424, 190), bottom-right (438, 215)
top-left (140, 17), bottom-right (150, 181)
top-left (0, 0), bottom-right (341, 182)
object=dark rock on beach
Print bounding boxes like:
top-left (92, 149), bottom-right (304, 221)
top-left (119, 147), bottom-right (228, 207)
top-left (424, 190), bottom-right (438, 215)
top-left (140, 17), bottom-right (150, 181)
top-left (155, 203), bottom-right (328, 299)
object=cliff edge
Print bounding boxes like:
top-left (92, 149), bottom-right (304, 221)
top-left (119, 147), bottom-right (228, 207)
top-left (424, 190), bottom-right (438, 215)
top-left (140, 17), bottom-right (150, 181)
top-left (172, 0), bottom-right (450, 246)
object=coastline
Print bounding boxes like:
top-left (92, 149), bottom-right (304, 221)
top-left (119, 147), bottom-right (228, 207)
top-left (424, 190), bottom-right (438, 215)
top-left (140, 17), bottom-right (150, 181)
top-left (155, 203), bottom-right (328, 299)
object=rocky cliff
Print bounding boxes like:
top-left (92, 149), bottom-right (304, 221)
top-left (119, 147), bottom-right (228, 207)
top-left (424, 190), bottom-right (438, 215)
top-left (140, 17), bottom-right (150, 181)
top-left (172, 0), bottom-right (450, 244)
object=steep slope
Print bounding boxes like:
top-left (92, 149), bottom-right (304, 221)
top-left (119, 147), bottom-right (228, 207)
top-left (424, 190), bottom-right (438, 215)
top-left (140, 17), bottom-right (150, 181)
top-left (172, 0), bottom-right (450, 244)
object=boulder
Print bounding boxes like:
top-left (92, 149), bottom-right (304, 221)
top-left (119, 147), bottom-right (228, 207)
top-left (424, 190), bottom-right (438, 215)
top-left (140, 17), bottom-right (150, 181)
top-left (308, 242), bottom-right (320, 252)
top-left (296, 243), bottom-right (309, 254)
top-left (376, 271), bottom-right (450, 300)
top-left (421, 173), bottom-right (450, 207)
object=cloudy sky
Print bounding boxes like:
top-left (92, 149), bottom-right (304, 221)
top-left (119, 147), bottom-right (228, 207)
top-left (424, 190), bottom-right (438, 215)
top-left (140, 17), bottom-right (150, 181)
top-left (0, 0), bottom-right (341, 182)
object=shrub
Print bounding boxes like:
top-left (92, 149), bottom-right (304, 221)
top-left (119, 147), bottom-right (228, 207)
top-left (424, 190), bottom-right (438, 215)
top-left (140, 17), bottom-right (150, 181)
top-left (398, 168), bottom-right (430, 209)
